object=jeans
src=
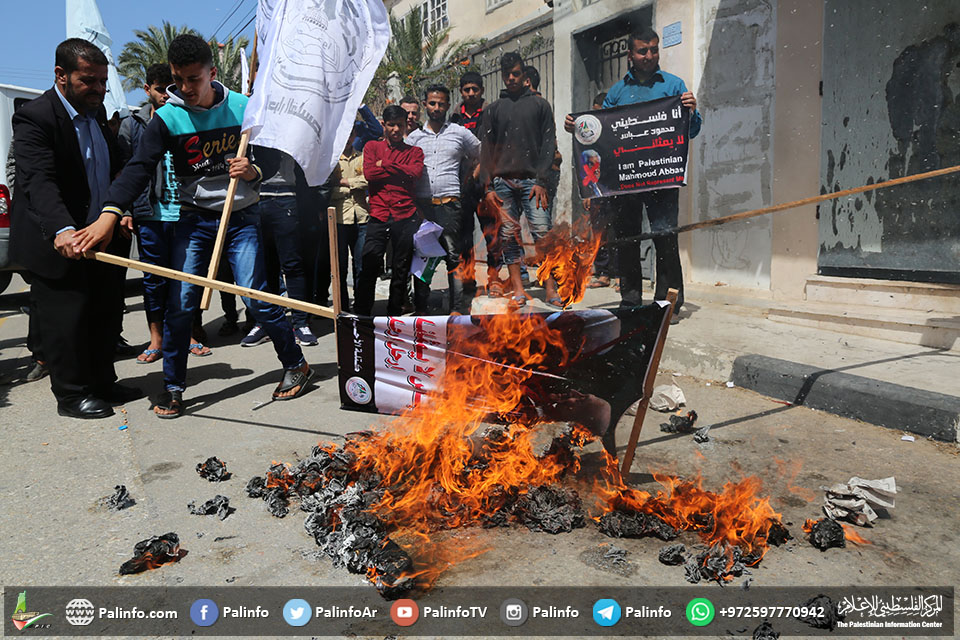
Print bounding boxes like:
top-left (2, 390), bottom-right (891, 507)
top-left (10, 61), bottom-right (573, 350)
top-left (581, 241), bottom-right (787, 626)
top-left (255, 196), bottom-right (310, 327)
top-left (414, 200), bottom-right (464, 313)
top-left (494, 177), bottom-right (552, 265)
top-left (610, 189), bottom-right (683, 308)
top-left (162, 209), bottom-right (305, 391)
top-left (355, 215), bottom-right (420, 317)
top-left (337, 221), bottom-right (366, 312)
top-left (459, 176), bottom-right (500, 274)
top-left (136, 220), bottom-right (177, 322)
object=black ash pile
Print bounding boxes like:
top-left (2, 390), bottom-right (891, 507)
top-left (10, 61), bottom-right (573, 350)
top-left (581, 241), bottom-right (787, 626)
top-left (118, 532), bottom-right (185, 575)
top-left (247, 426), bottom-right (793, 597)
top-left (196, 456), bottom-right (231, 482)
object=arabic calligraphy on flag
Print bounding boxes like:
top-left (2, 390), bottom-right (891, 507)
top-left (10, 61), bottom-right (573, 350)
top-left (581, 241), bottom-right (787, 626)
top-left (243, 0), bottom-right (390, 186)
top-left (571, 95), bottom-right (690, 198)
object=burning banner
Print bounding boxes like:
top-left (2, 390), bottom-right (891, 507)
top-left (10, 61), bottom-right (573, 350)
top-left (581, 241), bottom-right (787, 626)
top-left (243, 303), bottom-right (794, 597)
top-left (570, 95), bottom-right (690, 198)
top-left (337, 305), bottom-right (672, 440)
top-left (243, 0), bottom-right (390, 185)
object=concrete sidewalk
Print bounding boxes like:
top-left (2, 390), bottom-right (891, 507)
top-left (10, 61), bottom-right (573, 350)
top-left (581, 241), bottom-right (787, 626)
top-left (563, 281), bottom-right (960, 443)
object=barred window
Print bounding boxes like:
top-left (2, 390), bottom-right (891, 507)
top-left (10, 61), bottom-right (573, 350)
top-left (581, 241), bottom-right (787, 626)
top-left (486, 0), bottom-right (512, 13)
top-left (417, 0), bottom-right (449, 37)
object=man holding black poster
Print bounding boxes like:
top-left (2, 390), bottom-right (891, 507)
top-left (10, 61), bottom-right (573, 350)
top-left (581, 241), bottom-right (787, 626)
top-left (565, 27), bottom-right (701, 318)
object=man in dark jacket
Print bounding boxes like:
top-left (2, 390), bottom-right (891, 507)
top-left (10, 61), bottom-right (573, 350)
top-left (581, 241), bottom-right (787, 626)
top-left (479, 52), bottom-right (559, 307)
top-left (11, 38), bottom-right (135, 418)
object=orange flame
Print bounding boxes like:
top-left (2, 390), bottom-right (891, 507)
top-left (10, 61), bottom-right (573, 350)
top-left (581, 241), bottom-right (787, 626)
top-left (773, 458), bottom-right (818, 503)
top-left (841, 524), bottom-right (872, 545)
top-left (534, 219), bottom-right (602, 307)
top-left (291, 309), bottom-right (784, 591)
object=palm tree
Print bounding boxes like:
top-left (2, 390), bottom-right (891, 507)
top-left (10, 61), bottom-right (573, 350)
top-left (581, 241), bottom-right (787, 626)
top-left (117, 22), bottom-right (200, 91)
top-left (209, 36), bottom-right (251, 94)
top-left (367, 7), bottom-right (481, 110)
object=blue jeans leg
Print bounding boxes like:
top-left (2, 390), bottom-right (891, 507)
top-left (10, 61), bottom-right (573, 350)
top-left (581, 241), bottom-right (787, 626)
top-left (494, 178), bottom-right (524, 265)
top-left (136, 220), bottom-right (175, 322)
top-left (162, 214), bottom-right (209, 391)
top-left (227, 211), bottom-right (305, 370)
top-left (495, 177), bottom-right (553, 266)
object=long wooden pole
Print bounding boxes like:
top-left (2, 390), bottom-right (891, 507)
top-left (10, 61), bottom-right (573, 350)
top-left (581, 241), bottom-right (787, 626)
top-left (247, 29), bottom-right (259, 96)
top-left (601, 163), bottom-right (960, 245)
top-left (619, 288), bottom-right (678, 476)
top-left (91, 251), bottom-right (336, 319)
top-left (327, 206), bottom-right (343, 316)
top-left (199, 130), bottom-right (251, 311)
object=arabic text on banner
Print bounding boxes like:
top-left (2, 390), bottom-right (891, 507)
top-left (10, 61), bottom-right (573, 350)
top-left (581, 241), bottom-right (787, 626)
top-left (571, 95), bottom-right (690, 199)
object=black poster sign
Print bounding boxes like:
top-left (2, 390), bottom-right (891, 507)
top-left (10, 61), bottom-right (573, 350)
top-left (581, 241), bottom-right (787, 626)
top-left (571, 94), bottom-right (690, 198)
top-left (336, 304), bottom-right (671, 437)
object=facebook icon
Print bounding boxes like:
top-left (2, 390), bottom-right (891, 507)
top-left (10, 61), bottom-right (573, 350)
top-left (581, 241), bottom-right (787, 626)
top-left (190, 599), bottom-right (219, 626)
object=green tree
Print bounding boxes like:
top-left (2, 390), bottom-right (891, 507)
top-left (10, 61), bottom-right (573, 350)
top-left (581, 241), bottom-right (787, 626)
top-left (209, 36), bottom-right (251, 94)
top-left (117, 21), bottom-right (199, 92)
top-left (366, 7), bottom-right (481, 112)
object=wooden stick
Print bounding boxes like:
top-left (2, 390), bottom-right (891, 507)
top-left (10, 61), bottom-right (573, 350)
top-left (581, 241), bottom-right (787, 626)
top-left (608, 163), bottom-right (960, 245)
top-left (199, 129), bottom-right (251, 311)
top-left (91, 251), bottom-right (336, 319)
top-left (327, 206), bottom-right (343, 317)
top-left (620, 288), bottom-right (678, 476)
top-left (247, 29), bottom-right (259, 95)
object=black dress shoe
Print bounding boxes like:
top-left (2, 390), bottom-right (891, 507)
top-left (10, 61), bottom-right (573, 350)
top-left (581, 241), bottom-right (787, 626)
top-left (97, 383), bottom-right (144, 405)
top-left (58, 396), bottom-right (114, 419)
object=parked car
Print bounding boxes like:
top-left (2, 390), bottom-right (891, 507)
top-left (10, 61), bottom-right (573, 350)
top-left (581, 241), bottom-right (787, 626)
top-left (0, 83), bottom-right (43, 294)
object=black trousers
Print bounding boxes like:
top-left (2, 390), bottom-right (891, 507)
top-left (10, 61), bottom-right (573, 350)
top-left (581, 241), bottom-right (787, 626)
top-left (414, 200), bottom-right (464, 314)
top-left (589, 199), bottom-right (618, 278)
top-left (30, 254), bottom-right (126, 402)
top-left (609, 189), bottom-right (684, 308)
top-left (355, 215), bottom-right (419, 316)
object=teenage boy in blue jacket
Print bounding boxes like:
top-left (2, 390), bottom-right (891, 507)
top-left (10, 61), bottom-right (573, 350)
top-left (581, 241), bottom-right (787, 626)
top-left (78, 35), bottom-right (311, 418)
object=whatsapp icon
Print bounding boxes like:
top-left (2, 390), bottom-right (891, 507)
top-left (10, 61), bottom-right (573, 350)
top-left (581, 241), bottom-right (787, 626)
top-left (685, 598), bottom-right (715, 626)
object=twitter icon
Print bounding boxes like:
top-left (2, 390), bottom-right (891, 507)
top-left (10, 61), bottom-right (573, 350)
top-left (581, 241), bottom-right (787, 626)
top-left (592, 599), bottom-right (622, 627)
top-left (283, 599), bottom-right (312, 627)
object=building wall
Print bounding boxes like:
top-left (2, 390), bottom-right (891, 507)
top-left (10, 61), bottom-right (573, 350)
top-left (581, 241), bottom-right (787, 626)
top-left (388, 0), bottom-right (549, 46)
top-left (770, 0), bottom-right (822, 300)
top-left (818, 0), bottom-right (960, 283)
top-left (691, 0), bottom-right (777, 291)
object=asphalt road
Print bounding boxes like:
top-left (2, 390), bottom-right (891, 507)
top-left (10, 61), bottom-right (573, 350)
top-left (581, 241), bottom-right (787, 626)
top-left (1, 276), bottom-right (957, 639)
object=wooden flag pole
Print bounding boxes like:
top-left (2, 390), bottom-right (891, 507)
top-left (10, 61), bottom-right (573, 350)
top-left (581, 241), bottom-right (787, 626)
top-left (327, 206), bottom-right (343, 317)
top-left (90, 251), bottom-right (336, 319)
top-left (619, 288), bottom-right (679, 476)
top-left (247, 29), bottom-right (259, 95)
top-left (611, 163), bottom-right (960, 245)
top-left (199, 129), bottom-right (251, 311)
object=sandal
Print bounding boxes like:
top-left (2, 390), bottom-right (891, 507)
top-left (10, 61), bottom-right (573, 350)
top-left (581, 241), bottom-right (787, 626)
top-left (508, 294), bottom-right (527, 309)
top-left (136, 348), bottom-right (161, 364)
top-left (189, 343), bottom-right (213, 357)
top-left (546, 296), bottom-right (565, 309)
top-left (273, 365), bottom-right (315, 401)
top-left (587, 275), bottom-right (610, 288)
top-left (487, 280), bottom-right (504, 298)
top-left (153, 390), bottom-right (183, 419)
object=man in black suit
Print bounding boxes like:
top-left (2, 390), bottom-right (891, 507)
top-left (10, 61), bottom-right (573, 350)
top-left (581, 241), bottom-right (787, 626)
top-left (11, 38), bottom-right (135, 418)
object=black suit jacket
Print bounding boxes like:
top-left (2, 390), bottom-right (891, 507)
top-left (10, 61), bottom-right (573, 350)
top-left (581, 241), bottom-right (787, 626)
top-left (10, 88), bottom-right (121, 279)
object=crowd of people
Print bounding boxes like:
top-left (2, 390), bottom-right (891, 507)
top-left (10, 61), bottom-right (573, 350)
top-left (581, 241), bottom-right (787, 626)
top-left (9, 27), bottom-right (698, 420)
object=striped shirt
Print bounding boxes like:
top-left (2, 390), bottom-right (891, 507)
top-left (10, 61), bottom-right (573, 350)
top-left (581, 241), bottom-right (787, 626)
top-left (406, 122), bottom-right (481, 199)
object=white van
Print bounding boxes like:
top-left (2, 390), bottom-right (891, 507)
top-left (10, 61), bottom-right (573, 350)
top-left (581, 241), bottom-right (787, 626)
top-left (0, 83), bottom-right (43, 293)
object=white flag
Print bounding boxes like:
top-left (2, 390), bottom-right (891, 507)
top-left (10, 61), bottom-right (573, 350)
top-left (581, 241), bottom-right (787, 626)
top-left (66, 0), bottom-right (130, 119)
top-left (243, 0), bottom-right (390, 186)
top-left (240, 49), bottom-right (250, 96)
